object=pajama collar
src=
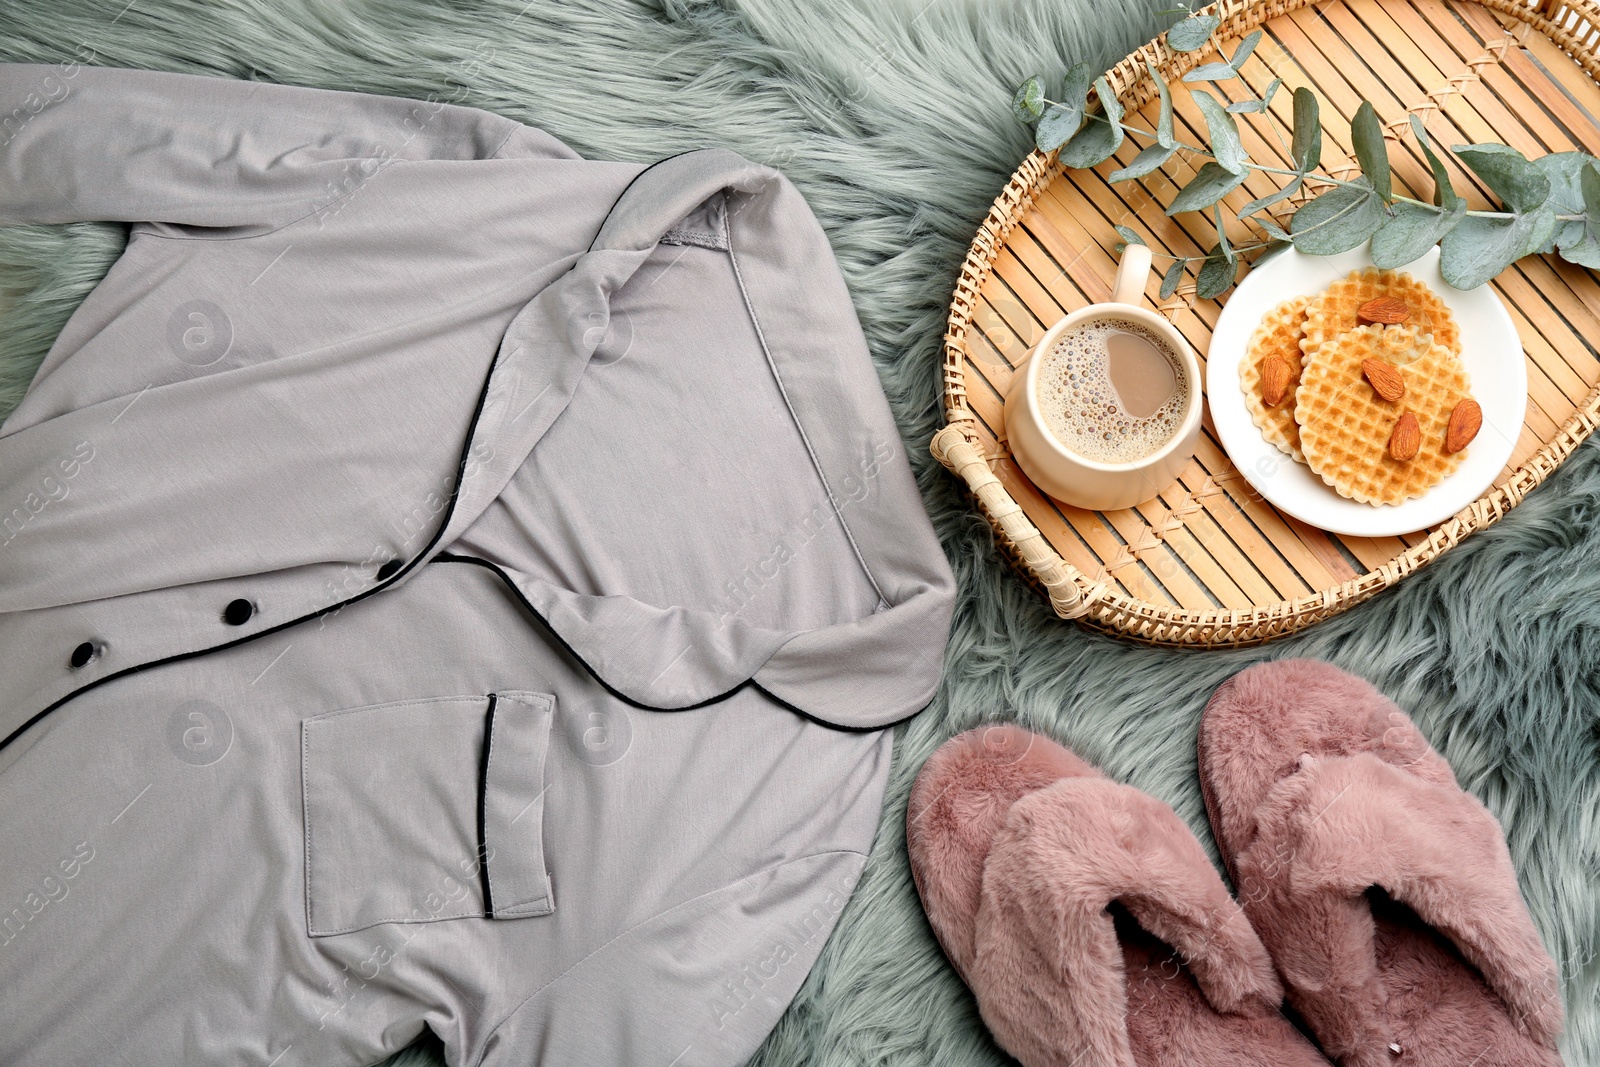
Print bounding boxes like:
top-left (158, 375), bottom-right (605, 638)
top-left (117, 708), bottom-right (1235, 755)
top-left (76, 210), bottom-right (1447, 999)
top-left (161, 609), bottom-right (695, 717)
top-left (0, 145), bottom-right (955, 746)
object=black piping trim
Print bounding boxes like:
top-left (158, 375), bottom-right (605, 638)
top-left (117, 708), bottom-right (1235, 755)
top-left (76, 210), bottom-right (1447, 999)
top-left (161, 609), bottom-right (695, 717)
top-left (430, 553), bottom-right (928, 734)
top-left (0, 319), bottom-right (506, 756)
top-left (477, 693), bottom-right (497, 916)
top-left (584, 148), bottom-right (706, 254)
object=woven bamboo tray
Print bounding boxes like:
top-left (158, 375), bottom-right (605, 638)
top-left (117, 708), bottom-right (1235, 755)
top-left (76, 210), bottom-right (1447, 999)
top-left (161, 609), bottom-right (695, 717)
top-left (934, 0), bottom-right (1600, 646)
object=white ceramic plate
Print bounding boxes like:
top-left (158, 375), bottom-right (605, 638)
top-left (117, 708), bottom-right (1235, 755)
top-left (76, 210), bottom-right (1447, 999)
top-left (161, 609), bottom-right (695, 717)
top-left (1206, 245), bottom-right (1525, 538)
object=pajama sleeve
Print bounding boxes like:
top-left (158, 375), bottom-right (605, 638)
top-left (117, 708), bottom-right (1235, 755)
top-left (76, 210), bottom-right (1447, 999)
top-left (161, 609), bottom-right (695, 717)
top-left (0, 60), bottom-right (528, 232)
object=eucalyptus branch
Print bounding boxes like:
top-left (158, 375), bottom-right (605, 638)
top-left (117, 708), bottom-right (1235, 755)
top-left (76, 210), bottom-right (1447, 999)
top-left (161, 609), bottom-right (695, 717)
top-left (1012, 29), bottom-right (1600, 295)
top-left (1133, 185), bottom-right (1398, 264)
top-left (1060, 106), bottom-right (1558, 224)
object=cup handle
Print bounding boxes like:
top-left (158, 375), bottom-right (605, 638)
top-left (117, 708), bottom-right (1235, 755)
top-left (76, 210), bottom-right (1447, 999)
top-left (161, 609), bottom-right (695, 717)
top-left (1111, 242), bottom-right (1153, 307)
top-left (1017, 242), bottom-right (1153, 371)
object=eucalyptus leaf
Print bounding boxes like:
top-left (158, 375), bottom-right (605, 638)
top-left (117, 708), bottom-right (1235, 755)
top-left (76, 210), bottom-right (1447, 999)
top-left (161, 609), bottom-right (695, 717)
top-left (1230, 30), bottom-right (1263, 69)
top-left (1167, 14), bottom-right (1220, 52)
top-left (1439, 206), bottom-right (1555, 289)
top-left (1183, 60), bottom-right (1241, 83)
top-left (1035, 63), bottom-right (1095, 152)
top-left (1533, 151), bottom-right (1587, 214)
top-left (1559, 230), bottom-right (1600, 268)
top-left (1561, 232), bottom-right (1600, 268)
top-left (1522, 204), bottom-right (1559, 260)
top-left (1194, 89), bottom-right (1248, 175)
top-left (1289, 180), bottom-right (1388, 254)
top-left (1182, 28), bottom-right (1261, 82)
top-left (1058, 76), bottom-right (1124, 168)
top-left (1166, 161), bottom-right (1249, 214)
top-left (1035, 103), bottom-right (1082, 152)
top-left (1057, 116), bottom-right (1119, 167)
top-left (1453, 143), bottom-right (1551, 214)
top-left (1238, 174), bottom-right (1302, 220)
top-left (1254, 215), bottom-right (1292, 242)
top-left (1196, 242), bottom-right (1237, 298)
top-left (1215, 205), bottom-right (1235, 264)
top-left (1369, 199), bottom-right (1467, 269)
top-left (1580, 156), bottom-right (1600, 217)
top-left (1350, 101), bottom-right (1392, 202)
top-left (1409, 114), bottom-right (1460, 211)
top-left (1011, 76), bottom-right (1046, 122)
top-left (1109, 143), bottom-right (1177, 182)
top-left (1160, 259), bottom-right (1186, 299)
top-left (1534, 151), bottom-right (1591, 253)
top-left (1557, 159), bottom-right (1600, 267)
top-left (1292, 87), bottom-right (1321, 174)
top-left (1149, 59), bottom-right (1176, 149)
top-left (1226, 78), bottom-right (1281, 113)
top-left (1114, 224), bottom-right (1147, 246)
top-left (1062, 62), bottom-right (1093, 111)
top-left (1438, 214), bottom-right (1520, 289)
top-left (1098, 72), bottom-right (1124, 122)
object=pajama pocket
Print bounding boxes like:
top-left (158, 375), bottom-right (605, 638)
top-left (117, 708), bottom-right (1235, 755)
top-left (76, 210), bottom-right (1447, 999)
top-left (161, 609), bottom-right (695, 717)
top-left (300, 690), bottom-right (556, 937)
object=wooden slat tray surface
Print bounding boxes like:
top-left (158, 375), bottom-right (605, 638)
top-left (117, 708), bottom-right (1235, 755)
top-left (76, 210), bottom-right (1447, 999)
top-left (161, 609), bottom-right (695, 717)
top-left (935, 0), bottom-right (1600, 645)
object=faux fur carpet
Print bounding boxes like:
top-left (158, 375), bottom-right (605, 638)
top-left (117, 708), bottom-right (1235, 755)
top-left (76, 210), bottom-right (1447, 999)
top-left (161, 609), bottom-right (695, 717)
top-left (2, 1), bottom-right (1596, 1064)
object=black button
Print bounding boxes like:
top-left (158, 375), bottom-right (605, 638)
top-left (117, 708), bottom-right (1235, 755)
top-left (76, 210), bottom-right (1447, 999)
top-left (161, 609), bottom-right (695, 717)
top-left (69, 641), bottom-right (96, 669)
top-left (376, 559), bottom-right (402, 581)
top-left (223, 599), bottom-right (254, 625)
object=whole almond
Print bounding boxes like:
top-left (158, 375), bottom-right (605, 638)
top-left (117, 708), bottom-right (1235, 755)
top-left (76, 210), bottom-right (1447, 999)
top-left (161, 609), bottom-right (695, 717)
top-left (1389, 412), bottom-right (1421, 461)
top-left (1358, 296), bottom-right (1411, 325)
top-left (1361, 358), bottom-right (1406, 402)
top-left (1260, 355), bottom-right (1292, 406)
top-left (1445, 398), bottom-right (1482, 453)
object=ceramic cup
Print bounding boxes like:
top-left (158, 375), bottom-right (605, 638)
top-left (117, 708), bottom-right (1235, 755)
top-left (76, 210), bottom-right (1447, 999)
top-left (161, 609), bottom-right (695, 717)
top-left (1003, 243), bottom-right (1204, 511)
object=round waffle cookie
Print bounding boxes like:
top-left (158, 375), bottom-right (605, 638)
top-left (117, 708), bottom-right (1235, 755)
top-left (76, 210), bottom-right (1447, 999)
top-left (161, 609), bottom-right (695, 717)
top-left (1240, 294), bottom-right (1312, 463)
top-left (1296, 323), bottom-right (1472, 506)
top-left (1300, 267), bottom-right (1461, 364)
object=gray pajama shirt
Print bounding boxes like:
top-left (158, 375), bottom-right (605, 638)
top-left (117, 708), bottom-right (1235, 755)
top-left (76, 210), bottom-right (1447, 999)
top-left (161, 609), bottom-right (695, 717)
top-left (0, 61), bottom-right (955, 1066)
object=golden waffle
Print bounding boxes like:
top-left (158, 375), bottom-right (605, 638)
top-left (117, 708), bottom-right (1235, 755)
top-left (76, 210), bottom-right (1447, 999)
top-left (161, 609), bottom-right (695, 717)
top-left (1240, 295), bottom-right (1312, 463)
top-left (1295, 324), bottom-right (1472, 506)
top-left (1300, 268), bottom-right (1461, 364)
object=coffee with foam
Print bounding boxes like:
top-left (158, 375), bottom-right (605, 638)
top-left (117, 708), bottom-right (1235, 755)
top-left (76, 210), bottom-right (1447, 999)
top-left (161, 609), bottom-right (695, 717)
top-left (1036, 317), bottom-right (1189, 465)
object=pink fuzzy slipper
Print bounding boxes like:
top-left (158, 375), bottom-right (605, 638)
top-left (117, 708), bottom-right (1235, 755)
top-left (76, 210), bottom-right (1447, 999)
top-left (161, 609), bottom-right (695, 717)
top-left (1199, 660), bottom-right (1565, 1067)
top-left (907, 724), bottom-right (1330, 1067)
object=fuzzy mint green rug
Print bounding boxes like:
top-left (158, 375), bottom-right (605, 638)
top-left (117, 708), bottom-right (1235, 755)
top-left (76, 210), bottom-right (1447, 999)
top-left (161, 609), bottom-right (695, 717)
top-left (1, 1), bottom-right (1597, 1064)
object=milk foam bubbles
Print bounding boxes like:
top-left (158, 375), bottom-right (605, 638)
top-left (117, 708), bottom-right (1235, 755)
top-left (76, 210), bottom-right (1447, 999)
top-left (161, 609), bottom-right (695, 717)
top-left (1036, 317), bottom-right (1188, 465)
